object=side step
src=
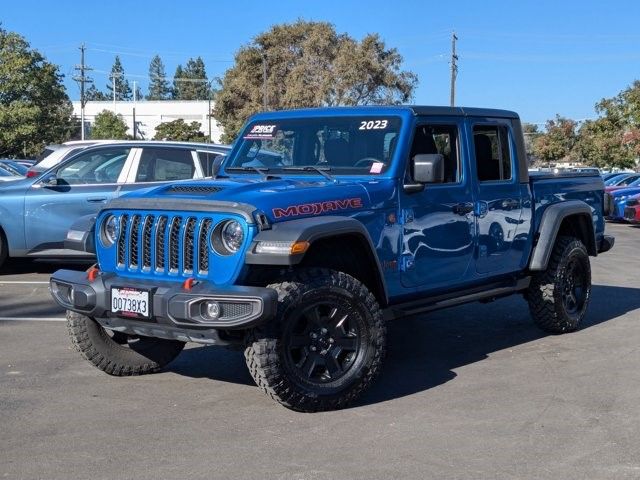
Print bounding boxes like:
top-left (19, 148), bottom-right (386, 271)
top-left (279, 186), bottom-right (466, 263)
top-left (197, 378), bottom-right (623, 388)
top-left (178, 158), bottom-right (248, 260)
top-left (384, 277), bottom-right (531, 321)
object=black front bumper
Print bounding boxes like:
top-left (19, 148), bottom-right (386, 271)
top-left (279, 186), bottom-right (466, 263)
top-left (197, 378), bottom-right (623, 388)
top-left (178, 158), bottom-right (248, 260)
top-left (50, 270), bottom-right (277, 343)
top-left (598, 235), bottom-right (615, 254)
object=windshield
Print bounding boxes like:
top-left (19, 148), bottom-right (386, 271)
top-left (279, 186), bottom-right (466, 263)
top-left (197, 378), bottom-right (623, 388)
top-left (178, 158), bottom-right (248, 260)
top-left (226, 116), bottom-right (402, 175)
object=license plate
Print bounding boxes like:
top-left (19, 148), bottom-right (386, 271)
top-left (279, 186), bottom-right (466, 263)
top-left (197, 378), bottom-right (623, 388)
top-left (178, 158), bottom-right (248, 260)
top-left (111, 287), bottom-right (151, 319)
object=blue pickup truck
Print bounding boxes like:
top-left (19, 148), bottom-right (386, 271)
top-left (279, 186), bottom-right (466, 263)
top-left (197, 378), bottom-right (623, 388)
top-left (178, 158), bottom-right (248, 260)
top-left (50, 106), bottom-right (614, 412)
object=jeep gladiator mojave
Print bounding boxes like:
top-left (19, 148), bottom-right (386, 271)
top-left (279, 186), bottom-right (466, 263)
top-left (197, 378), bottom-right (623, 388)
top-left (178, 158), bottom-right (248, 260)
top-left (50, 106), bottom-right (614, 412)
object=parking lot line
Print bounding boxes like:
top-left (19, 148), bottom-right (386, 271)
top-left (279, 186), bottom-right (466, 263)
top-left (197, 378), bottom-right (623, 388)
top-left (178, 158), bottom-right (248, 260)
top-left (0, 281), bottom-right (50, 285)
top-left (0, 317), bottom-right (65, 322)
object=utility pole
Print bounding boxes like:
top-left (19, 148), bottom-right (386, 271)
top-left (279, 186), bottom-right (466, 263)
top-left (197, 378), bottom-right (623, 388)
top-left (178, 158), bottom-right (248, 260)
top-left (73, 43), bottom-right (93, 140)
top-left (132, 80), bottom-right (137, 140)
top-left (261, 52), bottom-right (268, 111)
top-left (449, 31), bottom-right (458, 107)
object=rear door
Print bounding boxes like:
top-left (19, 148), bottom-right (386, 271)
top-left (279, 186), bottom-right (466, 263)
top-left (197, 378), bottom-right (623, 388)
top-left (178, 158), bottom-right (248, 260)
top-left (470, 120), bottom-right (525, 274)
top-left (23, 147), bottom-right (133, 252)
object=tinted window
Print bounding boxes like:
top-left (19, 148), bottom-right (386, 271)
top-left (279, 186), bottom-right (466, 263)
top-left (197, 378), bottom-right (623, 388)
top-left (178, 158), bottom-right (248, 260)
top-left (409, 124), bottom-right (460, 183)
top-left (57, 148), bottom-right (130, 185)
top-left (136, 148), bottom-right (195, 182)
top-left (227, 117), bottom-right (402, 175)
top-left (473, 125), bottom-right (512, 182)
top-left (197, 151), bottom-right (226, 177)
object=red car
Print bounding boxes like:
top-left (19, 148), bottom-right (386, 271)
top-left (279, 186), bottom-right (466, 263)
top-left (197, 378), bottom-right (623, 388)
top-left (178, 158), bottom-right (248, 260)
top-left (623, 194), bottom-right (640, 223)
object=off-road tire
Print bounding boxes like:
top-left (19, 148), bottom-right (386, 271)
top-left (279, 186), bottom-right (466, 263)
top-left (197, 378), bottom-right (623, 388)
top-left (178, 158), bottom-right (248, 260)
top-left (245, 269), bottom-right (386, 412)
top-left (67, 311), bottom-right (185, 375)
top-left (527, 236), bottom-right (591, 333)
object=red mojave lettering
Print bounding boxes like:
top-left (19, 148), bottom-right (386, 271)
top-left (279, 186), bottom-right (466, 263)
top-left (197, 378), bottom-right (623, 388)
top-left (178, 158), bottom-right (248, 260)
top-left (273, 197), bottom-right (363, 219)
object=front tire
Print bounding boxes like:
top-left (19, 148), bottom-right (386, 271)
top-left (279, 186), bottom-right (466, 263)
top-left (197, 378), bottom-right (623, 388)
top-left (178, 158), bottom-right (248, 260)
top-left (245, 269), bottom-right (386, 412)
top-left (67, 311), bottom-right (185, 375)
top-left (527, 236), bottom-right (592, 333)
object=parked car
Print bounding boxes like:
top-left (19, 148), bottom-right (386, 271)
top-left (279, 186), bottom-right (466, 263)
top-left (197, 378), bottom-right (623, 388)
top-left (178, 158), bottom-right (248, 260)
top-left (0, 159), bottom-right (28, 176)
top-left (604, 173), bottom-right (640, 192)
top-left (50, 105), bottom-right (613, 412)
top-left (0, 166), bottom-right (22, 181)
top-left (27, 141), bottom-right (107, 178)
top-left (605, 184), bottom-right (640, 220)
top-left (623, 194), bottom-right (640, 223)
top-left (604, 172), bottom-right (638, 187)
top-left (0, 141), bottom-right (230, 268)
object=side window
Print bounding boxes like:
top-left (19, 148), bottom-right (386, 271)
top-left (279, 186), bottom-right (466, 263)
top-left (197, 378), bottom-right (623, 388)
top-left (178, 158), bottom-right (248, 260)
top-left (136, 148), bottom-right (195, 182)
top-left (473, 125), bottom-right (512, 182)
top-left (57, 148), bottom-right (130, 185)
top-left (198, 151), bottom-right (226, 176)
top-left (409, 124), bottom-right (460, 183)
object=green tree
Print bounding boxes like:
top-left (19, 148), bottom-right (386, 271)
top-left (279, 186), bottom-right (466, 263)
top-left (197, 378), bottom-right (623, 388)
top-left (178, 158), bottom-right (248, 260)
top-left (214, 20), bottom-right (417, 142)
top-left (522, 122), bottom-right (541, 164)
top-left (533, 116), bottom-right (578, 163)
top-left (573, 81), bottom-right (640, 169)
top-left (153, 119), bottom-right (206, 141)
top-left (90, 110), bottom-right (129, 139)
top-left (173, 57), bottom-right (209, 100)
top-left (84, 84), bottom-right (108, 101)
top-left (0, 27), bottom-right (74, 157)
top-left (147, 55), bottom-right (171, 100)
top-left (106, 56), bottom-right (132, 101)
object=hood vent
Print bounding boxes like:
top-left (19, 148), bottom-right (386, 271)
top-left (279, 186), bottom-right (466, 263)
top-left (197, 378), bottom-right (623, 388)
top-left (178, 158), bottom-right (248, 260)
top-left (166, 185), bottom-right (224, 195)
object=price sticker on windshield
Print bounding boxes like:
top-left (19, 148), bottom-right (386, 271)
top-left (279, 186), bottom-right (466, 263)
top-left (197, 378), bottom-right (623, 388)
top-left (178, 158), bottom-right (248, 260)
top-left (244, 124), bottom-right (277, 139)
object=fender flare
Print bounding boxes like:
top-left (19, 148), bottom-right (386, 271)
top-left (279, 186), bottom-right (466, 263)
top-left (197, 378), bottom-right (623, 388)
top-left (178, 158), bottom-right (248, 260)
top-left (529, 200), bottom-right (595, 271)
top-left (245, 215), bottom-right (388, 302)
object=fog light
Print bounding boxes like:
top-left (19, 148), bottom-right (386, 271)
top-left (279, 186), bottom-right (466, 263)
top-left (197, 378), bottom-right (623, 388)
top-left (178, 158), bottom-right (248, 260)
top-left (205, 301), bottom-right (220, 320)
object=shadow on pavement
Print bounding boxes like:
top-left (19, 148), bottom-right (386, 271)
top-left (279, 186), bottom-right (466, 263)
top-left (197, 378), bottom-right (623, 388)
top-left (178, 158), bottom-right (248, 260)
top-left (0, 258), bottom-right (93, 276)
top-left (167, 284), bottom-right (640, 406)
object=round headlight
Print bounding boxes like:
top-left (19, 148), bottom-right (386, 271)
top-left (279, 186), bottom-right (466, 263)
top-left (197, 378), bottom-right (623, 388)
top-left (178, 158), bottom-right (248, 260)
top-left (101, 215), bottom-right (118, 247)
top-left (219, 220), bottom-right (244, 253)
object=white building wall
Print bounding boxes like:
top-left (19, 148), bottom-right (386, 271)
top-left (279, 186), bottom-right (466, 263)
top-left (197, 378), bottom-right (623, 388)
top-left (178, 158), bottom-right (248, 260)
top-left (72, 100), bottom-right (224, 143)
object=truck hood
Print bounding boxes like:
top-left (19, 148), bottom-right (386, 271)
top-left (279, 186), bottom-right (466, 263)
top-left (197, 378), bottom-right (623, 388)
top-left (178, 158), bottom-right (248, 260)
top-left (119, 177), bottom-right (395, 223)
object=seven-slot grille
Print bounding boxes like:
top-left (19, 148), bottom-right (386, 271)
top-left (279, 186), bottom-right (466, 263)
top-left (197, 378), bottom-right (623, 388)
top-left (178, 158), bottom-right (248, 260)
top-left (116, 213), bottom-right (213, 277)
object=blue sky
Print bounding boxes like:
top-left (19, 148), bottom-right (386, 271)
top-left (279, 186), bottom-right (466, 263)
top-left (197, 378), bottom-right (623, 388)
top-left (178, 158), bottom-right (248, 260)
top-left (3, 0), bottom-right (640, 125)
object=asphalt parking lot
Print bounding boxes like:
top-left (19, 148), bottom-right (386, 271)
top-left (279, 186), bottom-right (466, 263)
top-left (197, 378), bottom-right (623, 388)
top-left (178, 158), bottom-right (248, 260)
top-left (1, 222), bottom-right (639, 480)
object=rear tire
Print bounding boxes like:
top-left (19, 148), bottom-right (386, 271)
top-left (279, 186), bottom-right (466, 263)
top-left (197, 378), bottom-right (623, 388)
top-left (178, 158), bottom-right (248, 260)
top-left (245, 269), bottom-right (386, 412)
top-left (67, 311), bottom-right (185, 375)
top-left (527, 236), bottom-right (591, 333)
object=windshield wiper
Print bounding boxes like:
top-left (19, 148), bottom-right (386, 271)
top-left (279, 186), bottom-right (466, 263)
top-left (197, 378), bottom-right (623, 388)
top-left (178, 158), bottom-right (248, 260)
top-left (225, 165), bottom-right (274, 180)
top-left (282, 165), bottom-right (336, 183)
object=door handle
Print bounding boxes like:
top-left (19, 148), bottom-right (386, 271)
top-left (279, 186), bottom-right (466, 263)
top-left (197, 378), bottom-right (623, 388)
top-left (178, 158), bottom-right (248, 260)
top-left (87, 197), bottom-right (107, 203)
top-left (501, 198), bottom-right (520, 209)
top-left (452, 203), bottom-right (474, 215)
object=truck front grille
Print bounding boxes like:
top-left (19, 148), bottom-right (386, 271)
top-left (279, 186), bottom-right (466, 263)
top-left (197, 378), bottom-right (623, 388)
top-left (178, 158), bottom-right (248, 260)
top-left (116, 213), bottom-right (213, 278)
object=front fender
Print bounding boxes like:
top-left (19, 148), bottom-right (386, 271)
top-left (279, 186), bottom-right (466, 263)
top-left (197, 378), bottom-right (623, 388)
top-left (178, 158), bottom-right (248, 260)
top-left (245, 215), bottom-right (388, 302)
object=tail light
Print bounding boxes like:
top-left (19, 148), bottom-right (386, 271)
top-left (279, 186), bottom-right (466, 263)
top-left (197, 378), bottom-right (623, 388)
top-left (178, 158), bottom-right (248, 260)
top-left (26, 169), bottom-right (38, 178)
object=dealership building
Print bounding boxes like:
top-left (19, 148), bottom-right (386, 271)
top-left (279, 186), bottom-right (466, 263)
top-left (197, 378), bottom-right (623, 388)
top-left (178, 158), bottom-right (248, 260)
top-left (71, 100), bottom-right (223, 143)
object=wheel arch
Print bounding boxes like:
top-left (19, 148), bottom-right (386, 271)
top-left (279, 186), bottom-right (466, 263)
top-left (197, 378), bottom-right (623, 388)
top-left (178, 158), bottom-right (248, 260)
top-left (529, 200), bottom-right (596, 271)
top-left (244, 216), bottom-right (389, 306)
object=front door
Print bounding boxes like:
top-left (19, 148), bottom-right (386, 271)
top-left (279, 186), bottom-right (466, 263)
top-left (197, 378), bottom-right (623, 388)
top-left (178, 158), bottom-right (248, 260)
top-left (23, 147), bottom-right (133, 253)
top-left (470, 120), bottom-right (525, 274)
top-left (400, 120), bottom-right (476, 290)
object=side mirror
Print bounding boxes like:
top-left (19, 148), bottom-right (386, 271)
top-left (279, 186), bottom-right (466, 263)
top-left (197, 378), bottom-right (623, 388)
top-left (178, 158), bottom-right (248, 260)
top-left (41, 174), bottom-right (59, 187)
top-left (413, 154), bottom-right (444, 184)
top-left (211, 155), bottom-right (225, 178)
